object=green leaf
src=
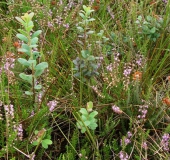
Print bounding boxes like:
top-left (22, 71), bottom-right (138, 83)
top-left (79, 13), bottom-right (85, 19)
top-left (42, 139), bottom-right (52, 145)
top-left (15, 17), bottom-right (26, 25)
top-left (20, 43), bottom-right (31, 55)
top-left (18, 29), bottom-right (28, 36)
top-left (35, 69), bottom-right (44, 77)
top-left (25, 91), bottom-right (33, 95)
top-left (84, 121), bottom-right (90, 126)
top-left (146, 15), bottom-right (152, 22)
top-left (88, 123), bottom-right (98, 130)
top-left (87, 101), bottom-right (93, 112)
top-left (28, 21), bottom-right (33, 27)
top-left (32, 141), bottom-right (38, 146)
top-left (28, 60), bottom-right (36, 68)
top-left (16, 34), bottom-right (28, 42)
top-left (32, 30), bottom-right (42, 38)
top-left (83, 5), bottom-right (88, 11)
top-left (86, 30), bottom-right (95, 34)
top-left (77, 26), bottom-right (84, 32)
top-left (97, 30), bottom-right (104, 37)
top-left (79, 108), bottom-right (88, 115)
top-left (28, 12), bottom-right (34, 20)
top-left (42, 142), bottom-right (48, 149)
top-left (32, 51), bottom-right (40, 59)
top-left (41, 139), bottom-right (52, 149)
top-left (83, 5), bottom-right (94, 15)
top-left (19, 73), bottom-right (32, 84)
top-left (35, 62), bottom-right (48, 70)
top-left (150, 27), bottom-right (156, 34)
top-left (34, 62), bottom-right (48, 77)
top-left (89, 111), bottom-right (98, 118)
top-left (142, 25), bottom-right (149, 31)
top-left (77, 121), bottom-right (83, 129)
top-left (152, 38), bottom-right (156, 42)
top-left (88, 18), bottom-right (95, 22)
top-left (87, 55), bottom-right (95, 61)
top-left (82, 115), bottom-right (87, 121)
top-left (18, 48), bottom-right (29, 54)
top-left (81, 50), bottom-right (90, 58)
top-left (30, 45), bottom-right (38, 48)
top-left (34, 84), bottom-right (42, 90)
top-left (46, 135), bottom-right (51, 140)
top-left (31, 37), bottom-right (38, 45)
top-left (18, 58), bottom-right (30, 66)
top-left (26, 25), bottom-right (34, 32)
top-left (137, 15), bottom-right (142, 21)
top-left (143, 21), bottom-right (150, 25)
top-left (81, 127), bottom-right (86, 133)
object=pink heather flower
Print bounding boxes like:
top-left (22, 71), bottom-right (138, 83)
top-left (162, 0), bottom-right (168, 4)
top-left (17, 124), bottom-right (23, 140)
top-left (4, 104), bottom-right (14, 119)
top-left (47, 21), bottom-right (53, 28)
top-left (142, 141), bottom-right (148, 150)
top-left (107, 6), bottom-right (114, 20)
top-left (106, 64), bottom-right (113, 72)
top-left (123, 68), bottom-right (132, 77)
top-left (112, 105), bottom-right (123, 114)
top-left (37, 91), bottom-right (44, 103)
top-left (137, 105), bottom-right (148, 120)
top-left (127, 131), bottom-right (132, 138)
top-left (63, 23), bottom-right (69, 29)
top-left (119, 151), bottom-right (129, 160)
top-left (160, 133), bottom-right (170, 151)
top-left (124, 138), bottom-right (131, 145)
top-left (30, 110), bottom-right (35, 117)
top-left (14, 123), bottom-right (23, 141)
top-left (4, 58), bottom-right (15, 70)
top-left (121, 138), bottom-right (131, 146)
top-left (47, 100), bottom-right (58, 112)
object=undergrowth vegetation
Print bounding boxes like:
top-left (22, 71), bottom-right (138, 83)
top-left (0, 0), bottom-right (170, 159)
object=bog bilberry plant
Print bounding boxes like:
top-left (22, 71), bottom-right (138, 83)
top-left (15, 12), bottom-right (48, 99)
top-left (73, 50), bottom-right (100, 80)
top-left (135, 15), bottom-right (163, 42)
top-left (73, 5), bottom-right (102, 81)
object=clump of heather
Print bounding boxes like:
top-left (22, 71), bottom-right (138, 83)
top-left (3, 103), bottom-right (24, 143)
top-left (1, 52), bottom-right (16, 84)
top-left (104, 51), bottom-right (120, 87)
